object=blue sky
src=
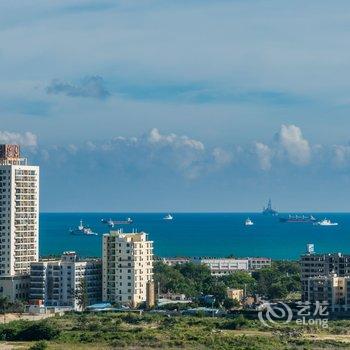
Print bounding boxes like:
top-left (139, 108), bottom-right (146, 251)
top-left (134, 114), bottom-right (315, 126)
top-left (2, 0), bottom-right (350, 211)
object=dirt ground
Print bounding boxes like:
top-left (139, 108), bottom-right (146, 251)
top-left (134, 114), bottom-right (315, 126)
top-left (0, 313), bottom-right (55, 324)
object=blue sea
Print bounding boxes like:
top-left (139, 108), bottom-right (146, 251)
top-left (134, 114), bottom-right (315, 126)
top-left (39, 213), bottom-right (349, 260)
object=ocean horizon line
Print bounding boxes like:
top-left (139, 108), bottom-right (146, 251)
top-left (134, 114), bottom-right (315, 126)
top-left (39, 211), bottom-right (350, 214)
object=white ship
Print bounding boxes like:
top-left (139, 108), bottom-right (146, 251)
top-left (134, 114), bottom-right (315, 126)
top-left (163, 214), bottom-right (173, 220)
top-left (245, 218), bottom-right (254, 226)
top-left (78, 219), bottom-right (84, 231)
top-left (107, 218), bottom-right (114, 228)
top-left (69, 220), bottom-right (98, 236)
top-left (314, 218), bottom-right (338, 226)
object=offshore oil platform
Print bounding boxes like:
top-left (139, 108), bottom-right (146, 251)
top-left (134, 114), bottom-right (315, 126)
top-left (262, 199), bottom-right (278, 216)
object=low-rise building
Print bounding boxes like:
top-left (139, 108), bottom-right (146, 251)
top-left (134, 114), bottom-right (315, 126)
top-left (227, 288), bottom-right (244, 301)
top-left (102, 230), bottom-right (153, 307)
top-left (191, 257), bottom-right (271, 276)
top-left (29, 251), bottom-right (102, 310)
top-left (192, 257), bottom-right (249, 276)
top-left (247, 257), bottom-right (272, 270)
top-left (161, 257), bottom-right (190, 266)
top-left (158, 292), bottom-right (188, 301)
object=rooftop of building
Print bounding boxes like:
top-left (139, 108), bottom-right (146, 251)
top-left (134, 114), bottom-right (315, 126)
top-left (301, 252), bottom-right (346, 258)
top-left (0, 144), bottom-right (28, 166)
top-left (104, 229), bottom-right (152, 242)
top-left (191, 256), bottom-right (271, 261)
top-left (162, 256), bottom-right (271, 260)
top-left (37, 251), bottom-right (102, 263)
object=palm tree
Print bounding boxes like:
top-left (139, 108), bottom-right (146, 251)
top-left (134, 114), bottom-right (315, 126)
top-left (74, 279), bottom-right (89, 311)
top-left (0, 296), bottom-right (9, 323)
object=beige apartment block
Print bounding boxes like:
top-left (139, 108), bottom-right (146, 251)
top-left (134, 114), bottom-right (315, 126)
top-left (306, 274), bottom-right (350, 312)
top-left (102, 230), bottom-right (153, 307)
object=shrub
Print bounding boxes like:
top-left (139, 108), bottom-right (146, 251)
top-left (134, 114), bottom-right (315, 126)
top-left (79, 332), bottom-right (96, 342)
top-left (220, 315), bottom-right (249, 330)
top-left (0, 321), bottom-right (60, 341)
top-left (121, 313), bottom-right (142, 324)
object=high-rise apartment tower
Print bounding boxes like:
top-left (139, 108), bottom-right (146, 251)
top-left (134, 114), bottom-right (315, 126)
top-left (0, 145), bottom-right (39, 300)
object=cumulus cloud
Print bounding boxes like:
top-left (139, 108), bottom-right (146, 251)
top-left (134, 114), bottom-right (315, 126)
top-left (147, 128), bottom-right (204, 151)
top-left (212, 147), bottom-right (232, 166)
top-left (37, 129), bottom-right (208, 180)
top-left (46, 76), bottom-right (110, 99)
top-left (31, 124), bottom-right (329, 180)
top-left (22, 124), bottom-right (350, 186)
top-left (0, 131), bottom-right (37, 147)
top-left (255, 142), bottom-right (272, 171)
top-left (332, 145), bottom-right (350, 167)
top-left (10, 124), bottom-right (350, 211)
top-left (276, 124), bottom-right (311, 165)
top-left (143, 128), bottom-right (206, 179)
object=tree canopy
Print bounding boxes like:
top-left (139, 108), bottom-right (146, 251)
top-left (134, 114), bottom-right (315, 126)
top-left (154, 260), bottom-right (301, 304)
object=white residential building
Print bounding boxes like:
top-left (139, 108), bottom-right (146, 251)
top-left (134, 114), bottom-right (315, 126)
top-left (29, 251), bottom-right (102, 310)
top-left (192, 257), bottom-right (271, 276)
top-left (161, 257), bottom-right (191, 266)
top-left (0, 144), bottom-right (39, 301)
top-left (247, 257), bottom-right (272, 270)
top-left (192, 257), bottom-right (249, 276)
top-left (102, 230), bottom-right (153, 307)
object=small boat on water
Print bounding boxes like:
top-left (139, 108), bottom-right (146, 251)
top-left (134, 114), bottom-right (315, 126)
top-left (314, 218), bottom-right (338, 226)
top-left (163, 214), bottom-right (173, 220)
top-left (69, 220), bottom-right (98, 236)
top-left (245, 218), bottom-right (254, 226)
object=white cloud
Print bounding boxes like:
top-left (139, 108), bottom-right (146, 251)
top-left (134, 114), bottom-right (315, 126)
top-left (255, 142), bottom-right (272, 170)
top-left (212, 147), bottom-right (232, 166)
top-left (22, 125), bottom-right (350, 185)
top-left (276, 124), bottom-right (311, 165)
top-left (37, 128), bottom-right (208, 180)
top-left (332, 145), bottom-right (350, 167)
top-left (0, 131), bottom-right (37, 147)
top-left (67, 144), bottom-right (78, 154)
top-left (147, 128), bottom-right (204, 151)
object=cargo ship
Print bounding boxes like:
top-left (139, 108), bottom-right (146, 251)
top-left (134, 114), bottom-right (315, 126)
top-left (279, 215), bottom-right (316, 223)
top-left (101, 217), bottom-right (133, 228)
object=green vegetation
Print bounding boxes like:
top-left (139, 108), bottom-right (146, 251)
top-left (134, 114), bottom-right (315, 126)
top-left (154, 260), bottom-right (301, 304)
top-left (252, 261), bottom-right (301, 299)
top-left (0, 296), bottom-right (26, 313)
top-left (28, 340), bottom-right (48, 350)
top-left (1, 312), bottom-right (350, 349)
top-left (0, 320), bottom-right (59, 341)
